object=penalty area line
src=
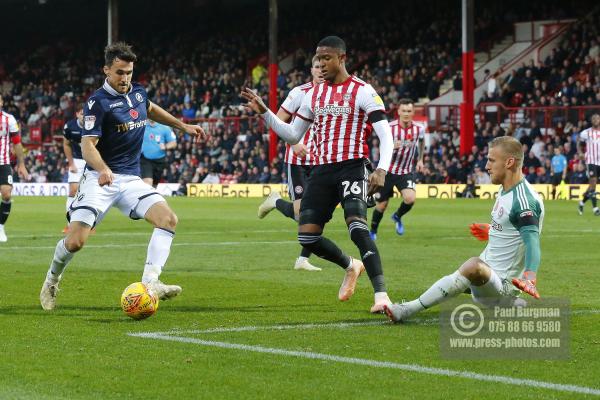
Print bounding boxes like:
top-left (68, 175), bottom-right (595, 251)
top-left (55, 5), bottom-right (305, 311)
top-left (128, 332), bottom-right (600, 396)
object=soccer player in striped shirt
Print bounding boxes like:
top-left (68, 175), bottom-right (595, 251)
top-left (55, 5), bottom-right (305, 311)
top-left (385, 136), bottom-right (544, 322)
top-left (257, 55), bottom-right (323, 271)
top-left (243, 36), bottom-right (395, 313)
top-left (370, 98), bottom-right (425, 239)
top-left (0, 94), bottom-right (29, 242)
top-left (577, 113), bottom-right (600, 216)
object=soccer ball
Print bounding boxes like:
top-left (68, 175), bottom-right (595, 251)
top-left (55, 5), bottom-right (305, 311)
top-left (121, 282), bottom-right (159, 320)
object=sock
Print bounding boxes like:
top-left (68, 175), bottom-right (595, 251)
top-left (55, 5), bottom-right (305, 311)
top-left (582, 190), bottom-right (593, 203)
top-left (551, 187), bottom-right (556, 200)
top-left (275, 199), bottom-right (295, 220)
top-left (46, 239), bottom-right (75, 283)
top-left (300, 246), bottom-right (312, 258)
top-left (348, 221), bottom-right (386, 293)
top-left (66, 196), bottom-right (75, 212)
top-left (592, 194), bottom-right (598, 208)
top-left (396, 201), bottom-right (413, 219)
top-left (412, 270), bottom-right (471, 313)
top-left (142, 228), bottom-right (175, 283)
top-left (298, 232), bottom-right (350, 270)
top-left (0, 200), bottom-right (12, 225)
top-left (371, 209), bottom-right (384, 233)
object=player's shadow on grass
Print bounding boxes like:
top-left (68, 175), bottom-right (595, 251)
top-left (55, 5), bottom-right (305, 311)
top-left (0, 304), bottom-right (119, 316)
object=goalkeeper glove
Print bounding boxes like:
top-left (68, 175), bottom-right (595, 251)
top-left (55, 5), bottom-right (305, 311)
top-left (512, 271), bottom-right (540, 299)
top-left (469, 223), bottom-right (490, 241)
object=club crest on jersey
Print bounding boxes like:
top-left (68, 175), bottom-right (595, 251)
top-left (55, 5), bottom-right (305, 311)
top-left (135, 93), bottom-right (144, 103)
top-left (295, 185), bottom-right (303, 194)
top-left (129, 109), bottom-right (139, 119)
top-left (343, 94), bottom-right (352, 101)
top-left (84, 115), bottom-right (96, 130)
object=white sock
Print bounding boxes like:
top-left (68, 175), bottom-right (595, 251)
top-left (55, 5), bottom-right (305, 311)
top-left (142, 228), bottom-right (175, 283)
top-left (411, 270), bottom-right (471, 312)
top-left (580, 201), bottom-right (585, 206)
top-left (47, 239), bottom-right (74, 283)
top-left (66, 196), bottom-right (75, 212)
top-left (297, 256), bottom-right (309, 263)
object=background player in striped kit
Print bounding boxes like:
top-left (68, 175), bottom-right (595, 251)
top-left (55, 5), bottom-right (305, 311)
top-left (257, 55), bottom-right (323, 271)
top-left (385, 136), bottom-right (544, 322)
top-left (578, 113), bottom-right (600, 215)
top-left (0, 94), bottom-right (29, 242)
top-left (242, 36), bottom-right (395, 313)
top-left (369, 98), bottom-right (425, 239)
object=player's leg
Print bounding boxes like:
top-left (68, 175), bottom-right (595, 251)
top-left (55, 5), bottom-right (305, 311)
top-left (370, 175), bottom-right (394, 240)
top-left (579, 166), bottom-right (598, 214)
top-left (384, 257), bottom-right (492, 322)
top-left (0, 165), bottom-right (15, 242)
top-left (63, 182), bottom-right (79, 233)
top-left (151, 159), bottom-right (165, 188)
top-left (259, 163), bottom-right (297, 220)
top-left (290, 165), bottom-right (319, 271)
top-left (140, 156), bottom-right (154, 187)
top-left (118, 177), bottom-right (181, 300)
top-left (297, 166), bottom-right (358, 294)
top-left (293, 198), bottom-right (320, 271)
top-left (392, 175), bottom-right (416, 236)
top-left (340, 160), bottom-right (391, 312)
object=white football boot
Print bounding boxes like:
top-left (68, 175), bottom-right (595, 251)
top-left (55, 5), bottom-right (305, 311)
top-left (0, 225), bottom-right (7, 242)
top-left (294, 257), bottom-right (322, 271)
top-left (257, 191), bottom-right (281, 219)
top-left (383, 302), bottom-right (414, 323)
top-left (147, 280), bottom-right (182, 300)
top-left (40, 279), bottom-right (60, 310)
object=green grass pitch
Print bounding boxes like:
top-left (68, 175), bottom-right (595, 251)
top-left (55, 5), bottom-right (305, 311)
top-left (0, 196), bottom-right (599, 399)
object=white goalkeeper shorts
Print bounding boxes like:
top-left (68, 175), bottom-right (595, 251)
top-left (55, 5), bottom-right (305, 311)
top-left (470, 267), bottom-right (521, 307)
top-left (67, 158), bottom-right (87, 183)
top-left (69, 170), bottom-right (166, 227)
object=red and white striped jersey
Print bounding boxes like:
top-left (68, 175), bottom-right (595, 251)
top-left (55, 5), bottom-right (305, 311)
top-left (0, 111), bottom-right (20, 165)
top-left (280, 82), bottom-right (314, 165)
top-left (296, 76), bottom-right (385, 165)
top-left (580, 127), bottom-right (600, 166)
top-left (388, 120), bottom-right (426, 175)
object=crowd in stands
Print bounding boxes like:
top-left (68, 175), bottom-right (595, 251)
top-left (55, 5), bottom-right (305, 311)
top-left (1, 0), bottom-right (599, 187)
top-left (479, 12), bottom-right (600, 114)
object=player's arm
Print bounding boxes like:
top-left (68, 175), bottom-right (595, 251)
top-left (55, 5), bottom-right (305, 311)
top-left (417, 135), bottom-right (425, 171)
top-left (63, 128), bottom-right (76, 172)
top-left (81, 136), bottom-right (113, 186)
top-left (241, 88), bottom-right (310, 145)
top-left (8, 117), bottom-right (28, 179)
top-left (511, 210), bottom-right (541, 298)
top-left (277, 90), bottom-right (308, 157)
top-left (163, 129), bottom-right (177, 151)
top-left (147, 101), bottom-right (206, 139)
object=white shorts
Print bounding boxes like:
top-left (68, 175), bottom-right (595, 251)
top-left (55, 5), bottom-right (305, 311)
top-left (69, 170), bottom-right (166, 227)
top-left (470, 268), bottom-right (521, 308)
top-left (68, 158), bottom-right (87, 183)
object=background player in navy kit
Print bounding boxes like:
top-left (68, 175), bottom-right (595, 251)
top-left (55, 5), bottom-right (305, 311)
top-left (370, 98), bottom-right (425, 239)
top-left (141, 119), bottom-right (177, 188)
top-left (62, 105), bottom-right (85, 233)
top-left (242, 36), bottom-right (395, 313)
top-left (0, 94), bottom-right (29, 242)
top-left (257, 55), bottom-right (322, 271)
top-left (40, 42), bottom-right (205, 310)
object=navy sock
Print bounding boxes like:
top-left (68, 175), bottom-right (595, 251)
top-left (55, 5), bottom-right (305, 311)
top-left (348, 221), bottom-right (386, 292)
top-left (0, 200), bottom-right (11, 225)
top-left (275, 199), bottom-right (295, 220)
top-left (371, 209), bottom-right (384, 233)
top-left (396, 201), bottom-right (413, 219)
top-left (298, 232), bottom-right (350, 270)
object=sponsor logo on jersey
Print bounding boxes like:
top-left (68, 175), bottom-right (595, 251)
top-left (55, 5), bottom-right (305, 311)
top-left (519, 210), bottom-right (533, 218)
top-left (314, 104), bottom-right (351, 117)
top-left (129, 109), bottom-right (139, 119)
top-left (116, 119), bottom-right (148, 133)
top-left (135, 93), bottom-right (144, 103)
top-left (109, 101), bottom-right (124, 109)
top-left (84, 115), bottom-right (96, 130)
top-left (491, 219), bottom-right (502, 231)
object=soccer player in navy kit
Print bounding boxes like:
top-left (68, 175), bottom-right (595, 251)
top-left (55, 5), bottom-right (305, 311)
top-left (40, 42), bottom-right (205, 310)
top-left (62, 105), bottom-right (85, 233)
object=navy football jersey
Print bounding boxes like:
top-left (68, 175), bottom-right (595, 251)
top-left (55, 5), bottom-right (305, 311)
top-left (63, 118), bottom-right (84, 160)
top-left (82, 80), bottom-right (150, 175)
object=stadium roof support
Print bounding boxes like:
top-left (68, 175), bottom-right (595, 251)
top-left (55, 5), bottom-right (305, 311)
top-left (108, 0), bottom-right (119, 45)
top-left (268, 0), bottom-right (279, 162)
top-left (460, 0), bottom-right (475, 156)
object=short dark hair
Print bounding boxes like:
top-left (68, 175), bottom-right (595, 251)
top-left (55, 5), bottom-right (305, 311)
top-left (398, 98), bottom-right (414, 106)
top-left (317, 36), bottom-right (346, 53)
top-left (104, 42), bottom-right (137, 66)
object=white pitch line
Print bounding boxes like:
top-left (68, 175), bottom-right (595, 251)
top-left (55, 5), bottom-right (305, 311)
top-left (0, 240), bottom-right (297, 251)
top-left (129, 332), bottom-right (600, 396)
